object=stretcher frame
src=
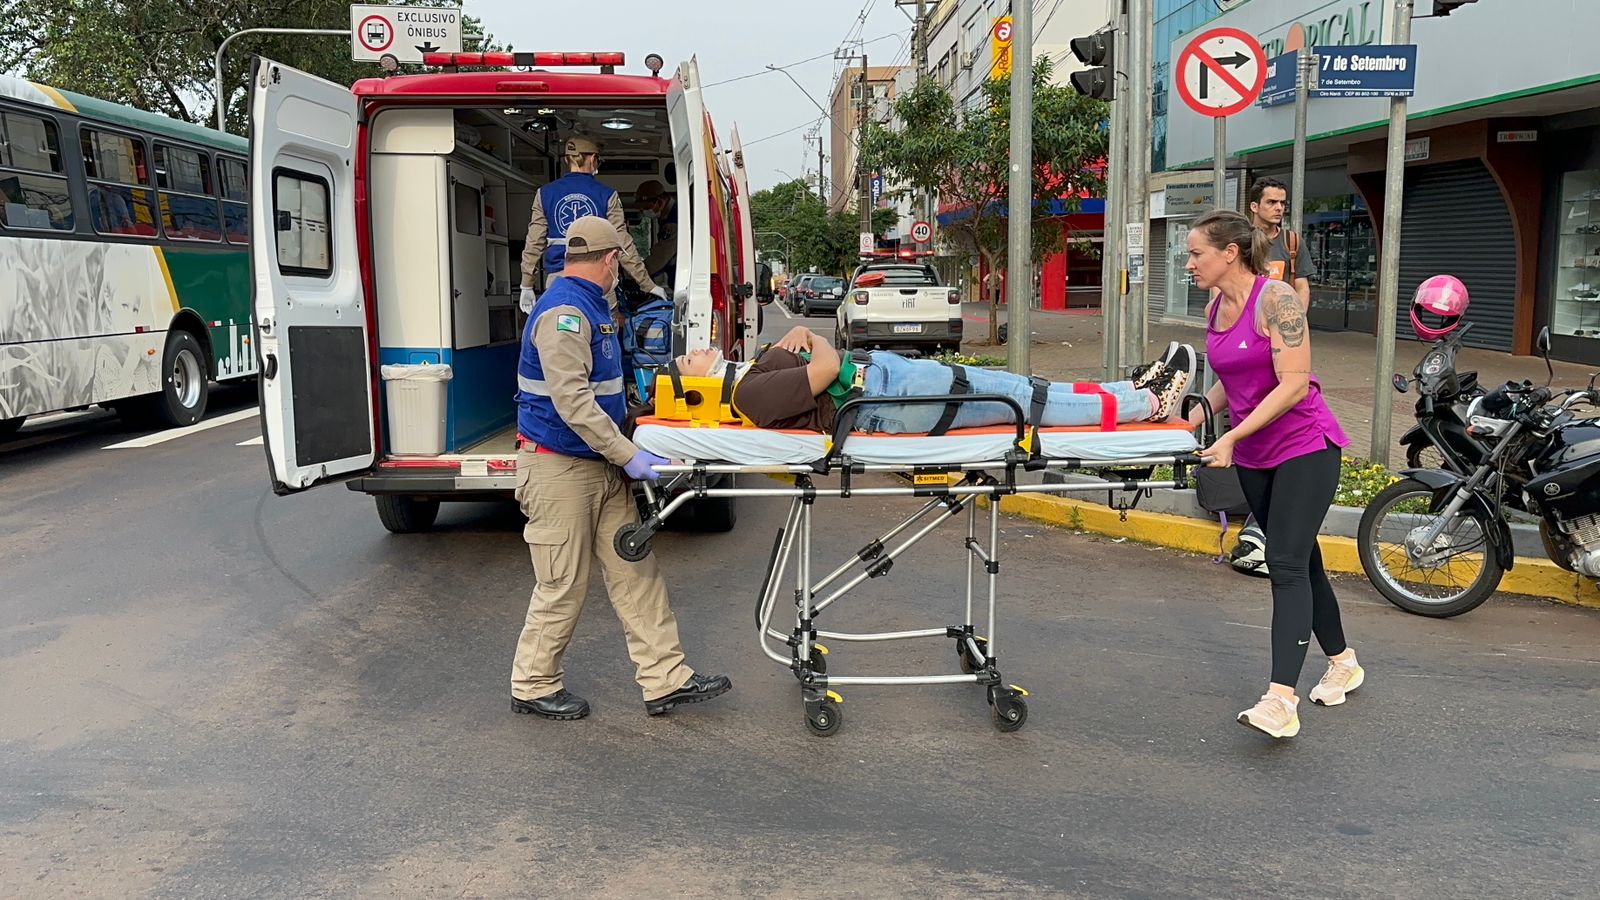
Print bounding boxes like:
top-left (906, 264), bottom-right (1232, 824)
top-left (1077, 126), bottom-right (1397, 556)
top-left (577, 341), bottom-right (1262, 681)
top-left (616, 393), bottom-right (1214, 736)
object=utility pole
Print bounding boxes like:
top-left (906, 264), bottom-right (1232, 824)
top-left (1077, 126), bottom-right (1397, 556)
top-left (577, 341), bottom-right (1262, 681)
top-left (812, 130), bottom-right (828, 204)
top-left (1371, 0), bottom-right (1414, 463)
top-left (860, 53), bottom-right (873, 244)
top-left (1122, 0), bottom-right (1151, 371)
top-left (913, 0), bottom-right (931, 239)
top-left (1006, 0), bottom-right (1033, 374)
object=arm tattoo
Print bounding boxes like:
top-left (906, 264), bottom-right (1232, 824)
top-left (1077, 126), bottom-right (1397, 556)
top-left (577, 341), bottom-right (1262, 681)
top-left (1268, 286), bottom-right (1308, 348)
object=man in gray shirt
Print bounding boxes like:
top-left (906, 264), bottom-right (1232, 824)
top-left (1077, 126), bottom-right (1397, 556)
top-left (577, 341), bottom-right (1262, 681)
top-left (1249, 176), bottom-right (1315, 309)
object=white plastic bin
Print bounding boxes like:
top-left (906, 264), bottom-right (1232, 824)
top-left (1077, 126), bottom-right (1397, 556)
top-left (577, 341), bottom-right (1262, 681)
top-left (381, 363), bottom-right (452, 456)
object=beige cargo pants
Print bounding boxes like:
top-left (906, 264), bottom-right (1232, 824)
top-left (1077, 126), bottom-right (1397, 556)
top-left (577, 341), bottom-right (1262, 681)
top-left (510, 449), bottom-right (693, 702)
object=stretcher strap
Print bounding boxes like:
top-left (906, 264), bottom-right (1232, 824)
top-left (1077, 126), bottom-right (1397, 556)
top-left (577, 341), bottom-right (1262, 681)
top-left (1025, 377), bottom-right (1049, 455)
top-left (666, 360), bottom-right (689, 417)
top-left (929, 364), bottom-right (970, 437)
top-left (1072, 382), bottom-right (1119, 431)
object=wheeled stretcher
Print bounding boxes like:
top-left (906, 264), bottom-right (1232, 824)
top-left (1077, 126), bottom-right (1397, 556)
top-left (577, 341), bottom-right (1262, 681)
top-left (617, 393), bottom-right (1214, 736)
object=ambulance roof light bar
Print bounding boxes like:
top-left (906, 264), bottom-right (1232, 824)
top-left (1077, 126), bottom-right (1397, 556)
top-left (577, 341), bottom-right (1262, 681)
top-left (422, 51), bottom-right (626, 73)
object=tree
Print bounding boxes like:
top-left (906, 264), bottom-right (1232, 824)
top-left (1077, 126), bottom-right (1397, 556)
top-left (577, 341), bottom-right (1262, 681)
top-left (862, 57), bottom-right (1109, 344)
top-left (751, 178), bottom-right (895, 278)
top-left (0, 0), bottom-right (496, 131)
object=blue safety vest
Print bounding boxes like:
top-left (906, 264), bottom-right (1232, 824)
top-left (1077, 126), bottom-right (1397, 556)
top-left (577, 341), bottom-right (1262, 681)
top-left (538, 173), bottom-right (616, 276)
top-left (516, 276), bottom-right (627, 459)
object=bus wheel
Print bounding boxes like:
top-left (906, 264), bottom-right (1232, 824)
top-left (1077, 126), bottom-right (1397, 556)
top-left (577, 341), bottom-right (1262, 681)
top-left (375, 495), bottom-right (440, 533)
top-left (0, 417), bottom-right (24, 439)
top-left (152, 330), bottom-right (209, 427)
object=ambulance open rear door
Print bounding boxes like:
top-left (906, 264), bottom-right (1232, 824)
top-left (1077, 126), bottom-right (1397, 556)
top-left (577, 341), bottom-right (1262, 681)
top-left (249, 58), bottom-right (376, 494)
top-left (728, 125), bottom-right (758, 360)
top-left (666, 58), bottom-right (716, 355)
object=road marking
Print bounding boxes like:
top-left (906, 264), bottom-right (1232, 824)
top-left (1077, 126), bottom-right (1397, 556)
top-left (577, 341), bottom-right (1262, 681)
top-left (778, 302), bottom-right (796, 321)
top-left (103, 408), bottom-right (259, 450)
top-left (237, 435), bottom-right (264, 446)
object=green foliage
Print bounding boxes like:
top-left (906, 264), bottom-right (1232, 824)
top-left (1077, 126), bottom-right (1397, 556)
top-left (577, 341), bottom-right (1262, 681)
top-left (862, 57), bottom-right (1110, 342)
top-left (0, 0), bottom-right (497, 130)
top-left (750, 178), bottom-right (896, 277)
top-left (930, 350), bottom-right (1007, 367)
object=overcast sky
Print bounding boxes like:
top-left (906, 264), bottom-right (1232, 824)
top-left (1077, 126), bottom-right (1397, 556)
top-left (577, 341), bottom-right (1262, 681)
top-left (471, 0), bottom-right (914, 191)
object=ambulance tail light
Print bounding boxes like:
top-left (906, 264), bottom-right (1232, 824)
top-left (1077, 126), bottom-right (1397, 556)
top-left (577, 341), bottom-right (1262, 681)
top-left (422, 51), bottom-right (627, 71)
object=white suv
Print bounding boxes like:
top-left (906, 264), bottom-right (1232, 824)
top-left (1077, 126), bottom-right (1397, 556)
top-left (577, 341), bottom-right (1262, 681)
top-left (835, 263), bottom-right (962, 353)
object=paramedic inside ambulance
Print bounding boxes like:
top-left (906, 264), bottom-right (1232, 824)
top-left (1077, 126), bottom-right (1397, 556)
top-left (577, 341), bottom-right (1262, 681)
top-left (674, 327), bottom-right (1197, 433)
top-left (519, 136), bottom-right (665, 310)
top-left (510, 215), bottom-right (732, 721)
top-left (633, 179), bottom-right (677, 287)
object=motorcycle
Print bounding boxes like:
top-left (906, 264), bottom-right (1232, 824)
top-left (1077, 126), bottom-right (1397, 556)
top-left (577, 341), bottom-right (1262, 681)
top-left (1392, 321), bottom-right (1489, 473)
top-left (1358, 327), bottom-right (1600, 617)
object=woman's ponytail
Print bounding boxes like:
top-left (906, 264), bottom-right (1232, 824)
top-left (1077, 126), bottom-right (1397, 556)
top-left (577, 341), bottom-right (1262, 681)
top-left (1193, 208), bottom-right (1268, 276)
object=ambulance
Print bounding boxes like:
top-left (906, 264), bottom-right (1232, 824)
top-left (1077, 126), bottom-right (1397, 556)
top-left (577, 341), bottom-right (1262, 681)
top-left (249, 52), bottom-right (767, 532)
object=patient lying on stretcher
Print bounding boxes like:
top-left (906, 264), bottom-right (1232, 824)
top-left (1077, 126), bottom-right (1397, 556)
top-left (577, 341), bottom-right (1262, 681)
top-left (672, 326), bottom-right (1195, 434)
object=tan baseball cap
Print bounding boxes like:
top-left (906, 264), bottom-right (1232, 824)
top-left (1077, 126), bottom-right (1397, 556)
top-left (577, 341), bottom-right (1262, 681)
top-left (564, 216), bottom-right (624, 253)
top-left (565, 135), bottom-right (601, 157)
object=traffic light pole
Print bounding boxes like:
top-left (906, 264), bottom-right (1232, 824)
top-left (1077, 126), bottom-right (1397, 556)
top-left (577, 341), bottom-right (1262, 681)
top-left (1100, 19), bottom-right (1128, 380)
top-left (1122, 0), bottom-right (1152, 372)
top-left (1371, 0), bottom-right (1414, 463)
top-left (1006, 0), bottom-right (1033, 375)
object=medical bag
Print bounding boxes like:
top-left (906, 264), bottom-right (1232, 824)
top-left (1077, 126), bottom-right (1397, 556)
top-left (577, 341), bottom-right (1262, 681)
top-left (623, 297), bottom-right (675, 368)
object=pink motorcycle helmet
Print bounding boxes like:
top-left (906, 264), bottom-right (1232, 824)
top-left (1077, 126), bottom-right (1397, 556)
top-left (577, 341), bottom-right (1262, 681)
top-left (1410, 274), bottom-right (1470, 341)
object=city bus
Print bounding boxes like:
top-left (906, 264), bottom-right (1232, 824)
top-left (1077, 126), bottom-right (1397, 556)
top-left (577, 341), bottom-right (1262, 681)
top-left (0, 75), bottom-right (256, 438)
top-left (250, 52), bottom-right (762, 532)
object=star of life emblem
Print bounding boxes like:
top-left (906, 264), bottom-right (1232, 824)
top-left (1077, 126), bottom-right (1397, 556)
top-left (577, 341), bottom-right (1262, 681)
top-left (554, 193), bottom-right (601, 234)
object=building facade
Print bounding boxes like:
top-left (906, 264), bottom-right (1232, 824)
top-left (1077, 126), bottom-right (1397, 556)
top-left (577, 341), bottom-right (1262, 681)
top-left (828, 65), bottom-right (904, 215)
top-left (1154, 0), bottom-right (1600, 364)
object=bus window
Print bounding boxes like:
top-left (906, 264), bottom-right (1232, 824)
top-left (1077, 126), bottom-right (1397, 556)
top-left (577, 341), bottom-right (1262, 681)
top-left (0, 110), bottom-right (74, 231)
top-left (81, 128), bottom-right (156, 237)
top-left (155, 143), bottom-right (221, 242)
top-left (273, 169), bottom-right (331, 276)
top-left (219, 156), bottom-right (248, 244)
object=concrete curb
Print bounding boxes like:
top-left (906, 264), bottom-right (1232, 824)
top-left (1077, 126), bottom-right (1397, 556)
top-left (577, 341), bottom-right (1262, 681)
top-left (993, 492), bottom-right (1600, 610)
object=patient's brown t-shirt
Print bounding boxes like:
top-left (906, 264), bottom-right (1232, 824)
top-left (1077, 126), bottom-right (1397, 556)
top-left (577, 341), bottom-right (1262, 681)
top-left (732, 348), bottom-right (838, 432)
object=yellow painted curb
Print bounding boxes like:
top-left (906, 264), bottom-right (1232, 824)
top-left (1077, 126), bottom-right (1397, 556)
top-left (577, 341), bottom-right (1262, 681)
top-left (992, 493), bottom-right (1600, 610)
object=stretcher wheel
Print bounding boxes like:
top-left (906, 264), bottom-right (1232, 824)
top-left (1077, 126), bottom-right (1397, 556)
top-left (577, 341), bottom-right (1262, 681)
top-left (614, 525), bottom-right (653, 562)
top-left (805, 700), bottom-right (842, 737)
top-left (989, 687), bottom-right (1028, 733)
top-left (957, 635), bottom-right (989, 674)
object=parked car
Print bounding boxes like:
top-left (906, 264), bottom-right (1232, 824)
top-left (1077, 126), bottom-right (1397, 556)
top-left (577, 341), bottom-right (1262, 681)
top-left (835, 262), bottom-right (962, 353)
top-left (788, 274), bottom-right (816, 313)
top-left (802, 276), bottom-right (846, 316)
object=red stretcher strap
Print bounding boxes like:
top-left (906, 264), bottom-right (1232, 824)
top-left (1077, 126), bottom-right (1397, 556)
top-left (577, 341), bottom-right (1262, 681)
top-left (1071, 383), bottom-right (1119, 432)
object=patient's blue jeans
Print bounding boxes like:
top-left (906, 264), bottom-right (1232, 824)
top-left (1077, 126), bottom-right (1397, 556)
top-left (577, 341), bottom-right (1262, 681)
top-left (855, 351), bottom-right (1153, 434)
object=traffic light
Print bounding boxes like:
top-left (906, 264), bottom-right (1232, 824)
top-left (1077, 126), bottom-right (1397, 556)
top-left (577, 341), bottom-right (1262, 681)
top-left (1069, 31), bottom-right (1115, 101)
top-left (1432, 0), bottom-right (1477, 15)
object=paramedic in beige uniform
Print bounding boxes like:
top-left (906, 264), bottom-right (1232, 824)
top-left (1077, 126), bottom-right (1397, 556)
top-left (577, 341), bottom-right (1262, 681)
top-left (510, 216), bottom-right (731, 720)
top-left (518, 136), bottom-right (665, 308)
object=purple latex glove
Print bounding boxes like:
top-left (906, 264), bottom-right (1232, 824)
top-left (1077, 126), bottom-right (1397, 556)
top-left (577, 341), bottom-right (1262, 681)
top-left (623, 450), bottom-right (670, 481)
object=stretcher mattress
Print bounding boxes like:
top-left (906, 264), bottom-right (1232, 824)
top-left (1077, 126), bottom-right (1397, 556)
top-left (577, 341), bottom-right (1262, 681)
top-left (633, 416), bottom-right (1198, 466)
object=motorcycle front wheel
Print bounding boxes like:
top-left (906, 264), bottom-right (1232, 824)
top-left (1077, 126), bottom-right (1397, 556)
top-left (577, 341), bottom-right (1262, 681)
top-left (1405, 441), bottom-right (1451, 472)
top-left (1357, 477), bottom-right (1505, 618)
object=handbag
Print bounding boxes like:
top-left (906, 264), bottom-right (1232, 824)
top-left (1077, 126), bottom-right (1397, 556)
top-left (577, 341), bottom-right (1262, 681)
top-left (1194, 466), bottom-right (1252, 561)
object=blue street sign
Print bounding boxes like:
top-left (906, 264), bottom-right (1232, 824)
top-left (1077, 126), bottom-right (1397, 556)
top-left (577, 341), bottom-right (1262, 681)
top-left (1258, 50), bottom-right (1299, 108)
top-left (1311, 44), bottom-right (1417, 99)
top-left (871, 172), bottom-right (885, 205)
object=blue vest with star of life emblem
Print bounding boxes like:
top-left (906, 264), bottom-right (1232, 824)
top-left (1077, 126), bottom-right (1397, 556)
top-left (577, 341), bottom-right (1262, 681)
top-left (539, 172), bottom-right (616, 276)
top-left (516, 275), bottom-right (627, 459)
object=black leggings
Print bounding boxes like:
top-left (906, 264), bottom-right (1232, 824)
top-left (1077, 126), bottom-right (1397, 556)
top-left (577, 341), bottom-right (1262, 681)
top-left (1236, 441), bottom-right (1348, 688)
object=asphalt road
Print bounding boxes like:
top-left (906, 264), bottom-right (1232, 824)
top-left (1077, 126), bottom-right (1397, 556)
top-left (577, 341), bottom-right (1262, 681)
top-left (3, 327), bottom-right (1599, 898)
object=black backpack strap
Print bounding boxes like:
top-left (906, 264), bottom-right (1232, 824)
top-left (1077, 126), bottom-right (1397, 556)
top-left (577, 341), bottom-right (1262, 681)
top-left (665, 359), bottom-right (689, 417)
top-left (928, 364), bottom-right (970, 436)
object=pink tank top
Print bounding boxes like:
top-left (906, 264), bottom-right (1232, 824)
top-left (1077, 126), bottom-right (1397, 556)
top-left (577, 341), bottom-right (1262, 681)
top-left (1206, 276), bottom-right (1348, 469)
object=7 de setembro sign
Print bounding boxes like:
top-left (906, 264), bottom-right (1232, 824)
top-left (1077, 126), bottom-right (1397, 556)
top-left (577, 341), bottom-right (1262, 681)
top-left (350, 4), bottom-right (463, 64)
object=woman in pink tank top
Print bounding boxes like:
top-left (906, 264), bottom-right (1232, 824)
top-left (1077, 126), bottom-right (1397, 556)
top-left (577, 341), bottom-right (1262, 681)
top-left (1180, 210), bottom-right (1361, 740)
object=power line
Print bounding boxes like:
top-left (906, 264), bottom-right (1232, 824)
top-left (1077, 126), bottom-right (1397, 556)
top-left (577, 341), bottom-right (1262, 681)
top-left (741, 115), bottom-right (826, 147)
top-left (702, 33), bottom-right (901, 89)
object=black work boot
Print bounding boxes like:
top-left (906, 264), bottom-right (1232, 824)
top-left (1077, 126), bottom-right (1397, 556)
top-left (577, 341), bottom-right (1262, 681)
top-left (644, 673), bottom-right (732, 716)
top-left (511, 688), bottom-right (590, 720)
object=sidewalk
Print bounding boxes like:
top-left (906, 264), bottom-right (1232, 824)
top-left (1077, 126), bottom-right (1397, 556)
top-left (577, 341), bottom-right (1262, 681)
top-left (964, 302), bottom-right (1598, 466)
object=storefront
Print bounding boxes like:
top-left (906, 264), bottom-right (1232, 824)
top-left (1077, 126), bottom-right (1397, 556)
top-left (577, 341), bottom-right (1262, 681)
top-left (1157, 0), bottom-right (1600, 364)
